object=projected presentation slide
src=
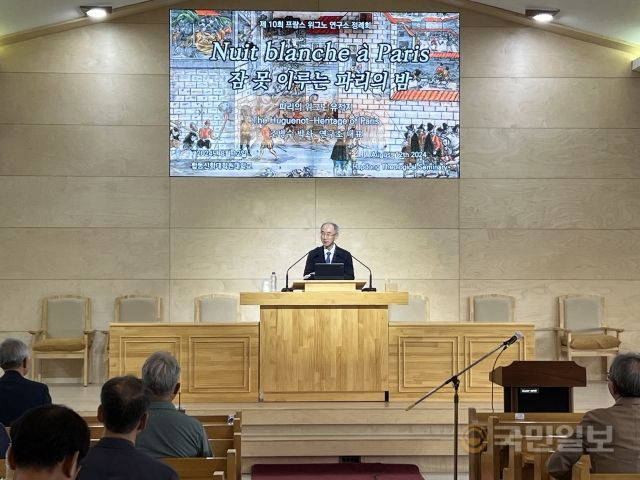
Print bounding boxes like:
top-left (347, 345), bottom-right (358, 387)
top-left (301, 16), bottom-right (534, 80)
top-left (170, 10), bottom-right (460, 178)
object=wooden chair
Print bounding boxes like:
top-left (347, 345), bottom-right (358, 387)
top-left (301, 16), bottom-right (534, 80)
top-left (29, 295), bottom-right (93, 386)
top-left (556, 295), bottom-right (623, 374)
top-left (161, 451), bottom-right (236, 480)
top-left (388, 294), bottom-right (429, 323)
top-left (114, 295), bottom-right (162, 323)
top-left (470, 294), bottom-right (516, 323)
top-left (571, 455), bottom-right (640, 480)
top-left (194, 294), bottom-right (240, 323)
top-left (467, 409), bottom-right (583, 480)
top-left (503, 435), bottom-right (565, 480)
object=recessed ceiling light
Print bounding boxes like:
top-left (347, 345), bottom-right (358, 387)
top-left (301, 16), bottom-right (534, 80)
top-left (80, 6), bottom-right (113, 19)
top-left (525, 9), bottom-right (559, 23)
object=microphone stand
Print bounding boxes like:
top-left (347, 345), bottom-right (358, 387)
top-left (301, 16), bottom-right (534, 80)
top-left (351, 254), bottom-right (376, 291)
top-left (406, 336), bottom-right (520, 480)
top-left (281, 252), bottom-right (309, 292)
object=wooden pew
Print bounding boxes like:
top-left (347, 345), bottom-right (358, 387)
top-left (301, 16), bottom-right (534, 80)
top-left (502, 436), bottom-right (566, 480)
top-left (161, 450), bottom-right (236, 480)
top-left (571, 455), bottom-right (640, 480)
top-left (468, 409), bottom-right (583, 480)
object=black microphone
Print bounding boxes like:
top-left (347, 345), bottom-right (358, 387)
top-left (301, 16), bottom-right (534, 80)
top-left (351, 254), bottom-right (376, 292)
top-left (502, 331), bottom-right (523, 347)
top-left (281, 251), bottom-right (309, 292)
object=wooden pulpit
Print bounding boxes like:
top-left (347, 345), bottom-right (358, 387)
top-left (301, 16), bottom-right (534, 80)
top-left (240, 282), bottom-right (408, 401)
top-left (490, 360), bottom-right (587, 412)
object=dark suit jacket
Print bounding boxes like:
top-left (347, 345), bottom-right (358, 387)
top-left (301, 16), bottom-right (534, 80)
top-left (304, 245), bottom-right (354, 280)
top-left (0, 422), bottom-right (9, 459)
top-left (547, 396), bottom-right (640, 479)
top-left (0, 370), bottom-right (51, 425)
top-left (77, 437), bottom-right (178, 480)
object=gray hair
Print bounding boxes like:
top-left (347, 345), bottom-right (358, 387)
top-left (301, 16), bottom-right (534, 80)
top-left (141, 351), bottom-right (180, 396)
top-left (321, 222), bottom-right (339, 234)
top-left (0, 338), bottom-right (30, 370)
top-left (609, 352), bottom-right (640, 397)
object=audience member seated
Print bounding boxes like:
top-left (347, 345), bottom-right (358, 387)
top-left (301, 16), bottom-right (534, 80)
top-left (547, 352), bottom-right (640, 479)
top-left (7, 404), bottom-right (89, 480)
top-left (0, 421), bottom-right (8, 459)
top-left (0, 337), bottom-right (52, 425)
top-left (136, 351), bottom-right (213, 458)
top-left (77, 375), bottom-right (178, 480)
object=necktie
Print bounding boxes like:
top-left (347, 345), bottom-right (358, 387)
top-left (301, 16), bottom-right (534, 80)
top-left (325, 251), bottom-right (331, 264)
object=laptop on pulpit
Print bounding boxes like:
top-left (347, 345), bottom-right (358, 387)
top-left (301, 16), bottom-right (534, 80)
top-left (314, 263), bottom-right (345, 280)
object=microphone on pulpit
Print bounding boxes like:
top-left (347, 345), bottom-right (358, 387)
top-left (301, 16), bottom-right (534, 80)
top-left (281, 251), bottom-right (309, 292)
top-left (351, 255), bottom-right (376, 292)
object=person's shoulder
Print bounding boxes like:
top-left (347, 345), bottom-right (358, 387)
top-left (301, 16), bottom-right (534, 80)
top-left (336, 245), bottom-right (352, 256)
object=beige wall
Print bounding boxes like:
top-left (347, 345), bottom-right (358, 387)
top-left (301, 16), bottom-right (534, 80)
top-left (1, 0), bottom-right (639, 382)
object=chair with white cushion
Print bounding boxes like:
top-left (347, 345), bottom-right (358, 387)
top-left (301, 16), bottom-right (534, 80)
top-left (194, 293), bottom-right (240, 323)
top-left (556, 295), bottom-right (623, 373)
top-left (388, 294), bottom-right (429, 323)
top-left (114, 295), bottom-right (162, 323)
top-left (29, 295), bottom-right (93, 386)
top-left (469, 294), bottom-right (515, 323)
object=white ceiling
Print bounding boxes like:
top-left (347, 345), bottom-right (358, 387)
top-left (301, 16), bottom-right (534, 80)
top-left (0, 0), bottom-right (149, 37)
top-left (0, 0), bottom-right (639, 46)
top-left (471, 0), bottom-right (640, 45)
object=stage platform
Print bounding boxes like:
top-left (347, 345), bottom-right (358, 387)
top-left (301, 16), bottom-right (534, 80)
top-left (48, 380), bottom-right (611, 477)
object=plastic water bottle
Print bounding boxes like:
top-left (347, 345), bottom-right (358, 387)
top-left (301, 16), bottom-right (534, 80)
top-left (270, 272), bottom-right (277, 292)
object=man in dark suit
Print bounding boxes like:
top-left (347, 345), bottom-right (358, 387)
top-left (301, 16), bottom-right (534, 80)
top-left (304, 222), bottom-right (355, 280)
top-left (0, 338), bottom-right (52, 425)
top-left (547, 352), bottom-right (640, 479)
top-left (0, 421), bottom-right (8, 459)
top-left (7, 404), bottom-right (90, 479)
top-left (77, 375), bottom-right (178, 480)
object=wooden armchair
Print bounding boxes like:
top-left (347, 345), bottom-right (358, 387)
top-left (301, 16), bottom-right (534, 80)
top-left (556, 295), bottom-right (623, 374)
top-left (388, 294), bottom-right (429, 323)
top-left (29, 295), bottom-right (93, 386)
top-left (470, 294), bottom-right (516, 323)
top-left (194, 293), bottom-right (240, 323)
top-left (115, 295), bottom-right (162, 323)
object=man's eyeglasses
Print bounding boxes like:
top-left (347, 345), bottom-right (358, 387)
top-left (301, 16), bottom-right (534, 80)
top-left (320, 231), bottom-right (336, 237)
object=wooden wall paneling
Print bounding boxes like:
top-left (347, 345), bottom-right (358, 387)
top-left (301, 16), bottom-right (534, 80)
top-left (0, 125), bottom-right (168, 176)
top-left (460, 230), bottom-right (640, 280)
top-left (314, 179), bottom-right (459, 229)
top-left (0, 177), bottom-right (169, 227)
top-left (460, 179), bottom-right (640, 229)
top-left (343, 229), bottom-right (459, 280)
top-left (0, 73), bottom-right (168, 125)
top-left (461, 128), bottom-right (640, 179)
top-left (0, 229), bottom-right (170, 280)
top-left (171, 178), bottom-right (316, 228)
top-left (171, 228), bottom-right (314, 279)
top-left (462, 78), bottom-right (640, 129)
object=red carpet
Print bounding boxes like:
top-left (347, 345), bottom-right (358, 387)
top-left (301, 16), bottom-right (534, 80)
top-left (251, 463), bottom-right (424, 479)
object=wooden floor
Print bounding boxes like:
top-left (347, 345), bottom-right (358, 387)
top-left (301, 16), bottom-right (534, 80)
top-left (48, 380), bottom-right (612, 477)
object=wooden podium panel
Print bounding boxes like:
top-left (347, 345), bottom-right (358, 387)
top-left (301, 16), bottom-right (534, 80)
top-left (109, 323), bottom-right (259, 402)
top-left (388, 323), bottom-right (535, 402)
top-left (242, 290), bottom-right (407, 401)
